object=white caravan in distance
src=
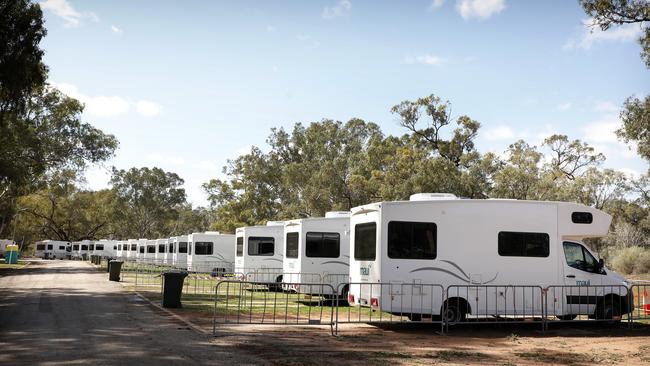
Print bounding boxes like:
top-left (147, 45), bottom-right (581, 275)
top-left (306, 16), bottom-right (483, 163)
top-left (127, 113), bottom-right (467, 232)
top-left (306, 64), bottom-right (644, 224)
top-left (283, 212), bottom-right (350, 297)
top-left (348, 193), bottom-right (631, 323)
top-left (125, 239), bottom-right (138, 260)
top-left (172, 235), bottom-right (188, 268)
top-left (136, 239), bottom-right (147, 261)
top-left (35, 240), bottom-right (69, 259)
top-left (235, 222), bottom-right (285, 282)
top-left (187, 232), bottom-right (235, 273)
top-left (144, 240), bottom-right (156, 262)
top-left (155, 238), bottom-right (168, 264)
top-left (164, 237), bottom-right (175, 265)
top-left (92, 239), bottom-right (116, 257)
top-left (35, 241), bottom-right (47, 258)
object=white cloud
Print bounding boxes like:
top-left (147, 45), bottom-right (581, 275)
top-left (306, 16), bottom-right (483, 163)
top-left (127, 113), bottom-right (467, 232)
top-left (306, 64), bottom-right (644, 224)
top-left (405, 55), bottom-right (446, 65)
top-left (564, 18), bottom-right (643, 49)
top-left (322, 0), bottom-right (352, 19)
top-left (40, 0), bottom-right (98, 28)
top-left (429, 0), bottom-right (444, 11)
top-left (456, 0), bottom-right (505, 20)
top-left (193, 160), bottom-right (218, 171)
top-left (55, 83), bottom-right (129, 117)
top-left (484, 126), bottom-right (515, 141)
top-left (557, 102), bottom-right (572, 111)
top-left (595, 101), bottom-right (619, 113)
top-left (111, 25), bottom-right (122, 33)
top-left (147, 154), bottom-right (185, 166)
top-left (54, 82), bottom-right (161, 118)
top-left (583, 116), bottom-right (619, 144)
top-left (135, 100), bottom-right (161, 117)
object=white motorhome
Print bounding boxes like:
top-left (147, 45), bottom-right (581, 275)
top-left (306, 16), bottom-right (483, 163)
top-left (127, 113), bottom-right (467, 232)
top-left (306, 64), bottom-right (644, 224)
top-left (165, 237), bottom-right (176, 265)
top-left (172, 235), bottom-right (189, 268)
top-left (154, 238), bottom-right (168, 264)
top-left (144, 239), bottom-right (156, 262)
top-left (78, 240), bottom-right (92, 259)
top-left (136, 239), bottom-right (148, 261)
top-left (283, 212), bottom-right (351, 297)
top-left (125, 239), bottom-right (138, 260)
top-left (35, 240), bottom-right (47, 258)
top-left (234, 222), bottom-right (285, 282)
top-left (115, 240), bottom-right (124, 258)
top-left (92, 239), bottom-right (116, 258)
top-left (186, 232), bottom-right (235, 273)
top-left (348, 193), bottom-right (630, 322)
top-left (0, 239), bottom-right (15, 258)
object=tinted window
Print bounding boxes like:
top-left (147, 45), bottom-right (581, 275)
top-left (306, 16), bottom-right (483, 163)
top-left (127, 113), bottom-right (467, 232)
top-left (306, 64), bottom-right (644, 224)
top-left (59, 246), bottom-right (65, 250)
top-left (81, 245), bottom-right (88, 251)
top-left (169, 243), bottom-right (174, 253)
top-left (73, 245), bottom-right (79, 250)
top-left (139, 246), bottom-right (145, 253)
top-left (354, 223), bottom-right (376, 260)
top-left (158, 244), bottom-right (165, 253)
top-left (286, 232), bottom-right (299, 258)
top-left (47, 244), bottom-right (53, 250)
top-left (236, 237), bottom-right (243, 257)
top-left (572, 212), bottom-right (593, 224)
top-left (147, 245), bottom-right (155, 253)
top-left (248, 237), bottom-right (275, 256)
top-left (131, 244), bottom-right (137, 251)
top-left (178, 242), bottom-right (188, 253)
top-left (563, 242), bottom-right (601, 273)
top-left (195, 242), bottom-right (213, 255)
top-left (89, 245), bottom-right (94, 251)
top-left (498, 232), bottom-right (549, 257)
top-left (306, 232), bottom-right (340, 258)
top-left (388, 221), bottom-right (437, 259)
top-left (113, 245), bottom-right (117, 250)
top-left (96, 244), bottom-right (104, 250)
top-left (37, 244), bottom-right (46, 250)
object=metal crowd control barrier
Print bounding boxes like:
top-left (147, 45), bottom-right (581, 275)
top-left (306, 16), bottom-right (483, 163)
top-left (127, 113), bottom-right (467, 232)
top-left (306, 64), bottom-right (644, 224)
top-left (213, 280), bottom-right (337, 335)
top-left (544, 285), bottom-right (630, 329)
top-left (628, 282), bottom-right (650, 325)
top-left (335, 282), bottom-right (445, 335)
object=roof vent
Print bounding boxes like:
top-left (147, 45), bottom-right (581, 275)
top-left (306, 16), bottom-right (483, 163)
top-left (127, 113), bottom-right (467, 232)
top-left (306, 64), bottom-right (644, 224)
top-left (409, 193), bottom-right (458, 201)
top-left (266, 221), bottom-right (285, 226)
top-left (325, 211), bottom-right (350, 218)
top-left (204, 231), bottom-right (221, 235)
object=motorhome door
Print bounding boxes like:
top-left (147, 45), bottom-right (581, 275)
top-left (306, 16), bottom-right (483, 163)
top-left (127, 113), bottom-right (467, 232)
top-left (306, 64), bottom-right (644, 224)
top-left (561, 241), bottom-right (602, 316)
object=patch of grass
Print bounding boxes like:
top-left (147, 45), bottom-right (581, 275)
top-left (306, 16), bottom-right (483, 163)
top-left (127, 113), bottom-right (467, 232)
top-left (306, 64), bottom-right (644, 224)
top-left (506, 333), bottom-right (520, 342)
top-left (435, 350), bottom-right (485, 361)
top-left (0, 260), bottom-right (29, 269)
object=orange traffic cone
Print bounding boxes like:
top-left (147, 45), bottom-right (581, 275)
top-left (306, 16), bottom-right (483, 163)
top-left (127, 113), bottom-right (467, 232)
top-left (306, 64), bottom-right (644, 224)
top-left (642, 290), bottom-right (650, 315)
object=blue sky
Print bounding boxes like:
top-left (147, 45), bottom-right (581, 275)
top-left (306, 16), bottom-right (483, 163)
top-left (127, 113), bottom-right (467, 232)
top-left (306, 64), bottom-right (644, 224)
top-left (39, 0), bottom-right (650, 205)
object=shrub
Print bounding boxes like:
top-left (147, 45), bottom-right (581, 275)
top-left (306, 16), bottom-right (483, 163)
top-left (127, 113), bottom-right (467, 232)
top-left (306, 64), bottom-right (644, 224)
top-left (612, 246), bottom-right (645, 274)
top-left (634, 250), bottom-right (650, 274)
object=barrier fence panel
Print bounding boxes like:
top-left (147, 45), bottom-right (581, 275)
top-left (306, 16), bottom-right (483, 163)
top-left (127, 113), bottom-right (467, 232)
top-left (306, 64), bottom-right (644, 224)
top-left (544, 285), bottom-right (630, 328)
top-left (628, 283), bottom-right (650, 324)
top-left (336, 282), bottom-right (445, 335)
top-left (445, 285), bottom-right (545, 332)
top-left (213, 280), bottom-right (337, 335)
top-left (243, 268), bottom-right (284, 284)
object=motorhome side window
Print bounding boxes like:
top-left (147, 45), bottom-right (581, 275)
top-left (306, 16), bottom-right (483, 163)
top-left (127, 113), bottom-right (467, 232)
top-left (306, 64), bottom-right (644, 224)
top-left (131, 244), bottom-right (137, 251)
top-left (286, 233), bottom-right (299, 258)
top-left (248, 237), bottom-right (274, 256)
top-left (81, 245), bottom-right (89, 251)
top-left (388, 221), bottom-right (437, 259)
top-left (563, 242), bottom-right (600, 274)
top-left (354, 222), bottom-right (376, 260)
top-left (59, 246), bottom-right (65, 250)
top-left (96, 244), bottom-right (104, 250)
top-left (158, 244), bottom-right (166, 253)
top-left (236, 237), bottom-right (243, 257)
top-left (139, 246), bottom-right (144, 253)
top-left (306, 232), bottom-right (340, 258)
top-left (47, 244), bottom-right (53, 250)
top-left (147, 245), bottom-right (155, 253)
top-left (498, 232), bottom-right (549, 257)
top-left (178, 242), bottom-right (188, 253)
top-left (572, 212), bottom-right (593, 224)
top-left (113, 245), bottom-right (117, 250)
top-left (194, 242), bottom-right (213, 255)
top-left (37, 244), bottom-right (46, 250)
top-left (73, 245), bottom-right (79, 250)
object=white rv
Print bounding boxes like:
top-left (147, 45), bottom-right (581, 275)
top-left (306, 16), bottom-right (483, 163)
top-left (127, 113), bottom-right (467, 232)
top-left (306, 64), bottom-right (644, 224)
top-left (125, 239), bottom-right (138, 260)
top-left (154, 238), bottom-right (168, 264)
top-left (35, 241), bottom-right (47, 258)
top-left (165, 237), bottom-right (176, 265)
top-left (144, 239), bottom-right (156, 262)
top-left (348, 193), bottom-right (630, 322)
top-left (78, 240), bottom-right (92, 259)
top-left (283, 212), bottom-right (351, 297)
top-left (187, 232), bottom-right (235, 273)
top-left (49, 240), bottom-right (69, 259)
top-left (172, 235), bottom-right (189, 268)
top-left (115, 240), bottom-right (124, 258)
top-left (136, 239), bottom-right (148, 261)
top-left (92, 239), bottom-right (116, 258)
top-left (234, 222), bottom-right (285, 282)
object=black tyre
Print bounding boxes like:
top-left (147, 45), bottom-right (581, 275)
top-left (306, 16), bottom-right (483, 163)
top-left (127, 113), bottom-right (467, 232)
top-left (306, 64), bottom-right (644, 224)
top-left (442, 300), bottom-right (466, 324)
top-left (597, 298), bottom-right (621, 323)
top-left (557, 314), bottom-right (577, 321)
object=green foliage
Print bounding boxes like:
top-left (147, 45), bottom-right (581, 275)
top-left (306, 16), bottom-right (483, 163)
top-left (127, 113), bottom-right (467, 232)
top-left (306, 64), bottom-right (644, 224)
top-left (612, 246), bottom-right (647, 274)
top-left (0, 0), bottom-right (48, 114)
top-left (110, 167), bottom-right (187, 238)
top-left (617, 95), bottom-right (650, 163)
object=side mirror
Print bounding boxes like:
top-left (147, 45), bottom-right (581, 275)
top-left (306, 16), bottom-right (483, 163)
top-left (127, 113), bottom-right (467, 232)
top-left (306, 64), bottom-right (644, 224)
top-left (598, 258), bottom-right (604, 269)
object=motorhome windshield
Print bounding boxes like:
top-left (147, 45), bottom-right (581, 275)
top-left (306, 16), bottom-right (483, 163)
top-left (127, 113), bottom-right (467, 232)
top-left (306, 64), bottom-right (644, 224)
top-left (563, 242), bottom-right (600, 273)
top-left (306, 232), bottom-right (340, 258)
top-left (248, 237), bottom-right (274, 256)
top-left (178, 242), bottom-right (188, 253)
top-left (354, 222), bottom-right (376, 260)
top-left (286, 233), bottom-right (299, 258)
top-left (194, 242), bottom-right (213, 255)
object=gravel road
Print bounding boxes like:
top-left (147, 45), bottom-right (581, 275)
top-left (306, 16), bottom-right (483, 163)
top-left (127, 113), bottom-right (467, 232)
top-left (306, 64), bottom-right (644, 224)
top-left (0, 259), bottom-right (263, 365)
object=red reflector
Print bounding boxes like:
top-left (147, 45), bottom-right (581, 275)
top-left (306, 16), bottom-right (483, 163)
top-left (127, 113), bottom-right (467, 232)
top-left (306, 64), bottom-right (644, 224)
top-left (348, 294), bottom-right (355, 303)
top-left (370, 298), bottom-right (379, 307)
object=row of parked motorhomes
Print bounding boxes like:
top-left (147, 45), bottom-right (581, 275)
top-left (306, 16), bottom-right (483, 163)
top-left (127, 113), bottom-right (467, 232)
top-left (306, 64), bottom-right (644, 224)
top-left (35, 193), bottom-right (632, 321)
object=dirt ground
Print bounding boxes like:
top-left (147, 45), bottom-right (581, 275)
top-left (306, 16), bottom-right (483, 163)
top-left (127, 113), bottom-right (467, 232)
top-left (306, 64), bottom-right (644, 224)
top-left (165, 304), bottom-right (650, 365)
